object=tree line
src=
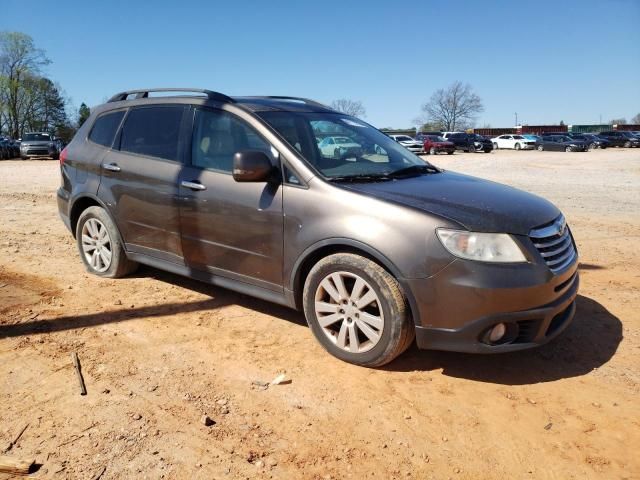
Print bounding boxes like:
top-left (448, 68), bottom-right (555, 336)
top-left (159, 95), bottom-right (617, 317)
top-left (0, 31), bottom-right (89, 142)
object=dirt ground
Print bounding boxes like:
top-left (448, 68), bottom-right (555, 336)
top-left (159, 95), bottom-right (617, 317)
top-left (1, 148), bottom-right (638, 480)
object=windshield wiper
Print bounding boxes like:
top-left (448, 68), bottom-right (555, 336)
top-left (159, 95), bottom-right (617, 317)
top-left (387, 164), bottom-right (441, 178)
top-left (327, 173), bottom-right (393, 183)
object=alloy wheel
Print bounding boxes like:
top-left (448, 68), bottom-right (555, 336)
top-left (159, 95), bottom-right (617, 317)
top-left (81, 218), bottom-right (112, 273)
top-left (314, 271), bottom-right (384, 353)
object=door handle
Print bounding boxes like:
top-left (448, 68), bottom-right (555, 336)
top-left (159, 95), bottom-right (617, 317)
top-left (181, 180), bottom-right (207, 191)
top-left (102, 163), bottom-right (121, 172)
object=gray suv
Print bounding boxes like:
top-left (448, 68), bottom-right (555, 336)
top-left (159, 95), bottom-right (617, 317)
top-left (57, 88), bottom-right (579, 366)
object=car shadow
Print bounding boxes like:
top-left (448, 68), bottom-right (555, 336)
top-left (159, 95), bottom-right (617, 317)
top-left (384, 295), bottom-right (622, 384)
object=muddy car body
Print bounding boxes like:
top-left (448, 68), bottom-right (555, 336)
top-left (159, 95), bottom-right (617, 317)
top-left (57, 88), bottom-right (579, 366)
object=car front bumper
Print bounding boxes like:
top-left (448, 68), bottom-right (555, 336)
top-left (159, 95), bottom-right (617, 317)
top-left (403, 253), bottom-right (579, 353)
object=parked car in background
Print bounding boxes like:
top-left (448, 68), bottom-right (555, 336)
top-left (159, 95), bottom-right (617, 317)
top-left (536, 135), bottom-right (588, 152)
top-left (440, 132), bottom-right (463, 140)
top-left (389, 134), bottom-right (424, 154)
top-left (447, 132), bottom-right (493, 153)
top-left (57, 87), bottom-right (579, 366)
top-left (421, 134), bottom-right (455, 155)
top-left (10, 139), bottom-right (20, 157)
top-left (0, 137), bottom-right (11, 159)
top-left (20, 132), bottom-right (59, 159)
top-left (598, 131), bottom-right (640, 148)
top-left (523, 134), bottom-right (541, 143)
top-left (565, 133), bottom-right (609, 149)
top-left (491, 134), bottom-right (536, 150)
top-left (318, 136), bottom-right (363, 158)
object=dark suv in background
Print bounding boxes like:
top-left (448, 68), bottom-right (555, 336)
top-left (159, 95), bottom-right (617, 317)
top-left (447, 132), bottom-right (493, 153)
top-left (57, 88), bottom-right (578, 366)
top-left (598, 131), bottom-right (640, 148)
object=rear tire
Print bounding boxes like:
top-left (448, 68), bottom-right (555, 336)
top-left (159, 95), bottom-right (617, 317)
top-left (76, 206), bottom-right (138, 278)
top-left (493, 142), bottom-right (498, 150)
top-left (429, 147), bottom-right (436, 155)
top-left (624, 141), bottom-right (631, 148)
top-left (447, 151), bottom-right (454, 155)
top-left (565, 146), bottom-right (572, 152)
top-left (303, 253), bottom-right (414, 367)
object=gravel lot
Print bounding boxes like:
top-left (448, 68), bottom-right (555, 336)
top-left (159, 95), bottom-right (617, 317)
top-left (0, 148), bottom-right (638, 479)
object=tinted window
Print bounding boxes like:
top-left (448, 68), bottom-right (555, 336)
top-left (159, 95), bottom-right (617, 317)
top-left (89, 110), bottom-right (125, 147)
top-left (191, 108), bottom-right (272, 173)
top-left (120, 106), bottom-right (184, 161)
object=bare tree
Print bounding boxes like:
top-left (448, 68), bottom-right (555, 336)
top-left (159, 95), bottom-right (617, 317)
top-left (630, 113), bottom-right (640, 124)
top-left (0, 31), bottom-right (51, 138)
top-left (330, 99), bottom-right (366, 117)
top-left (415, 81), bottom-right (484, 131)
top-left (609, 118), bottom-right (627, 125)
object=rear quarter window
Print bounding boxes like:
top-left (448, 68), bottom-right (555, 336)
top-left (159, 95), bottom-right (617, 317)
top-left (88, 110), bottom-right (126, 147)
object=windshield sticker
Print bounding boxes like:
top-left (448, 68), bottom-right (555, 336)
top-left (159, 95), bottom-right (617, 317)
top-left (341, 118), bottom-right (367, 128)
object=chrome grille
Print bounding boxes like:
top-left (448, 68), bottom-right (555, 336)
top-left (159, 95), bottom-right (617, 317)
top-left (530, 215), bottom-right (577, 273)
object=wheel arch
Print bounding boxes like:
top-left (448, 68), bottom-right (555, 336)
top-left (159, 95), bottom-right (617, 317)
top-left (69, 194), bottom-right (124, 246)
top-left (290, 239), bottom-right (419, 322)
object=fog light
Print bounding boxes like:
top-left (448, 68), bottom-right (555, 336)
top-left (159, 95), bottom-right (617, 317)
top-left (489, 323), bottom-right (507, 343)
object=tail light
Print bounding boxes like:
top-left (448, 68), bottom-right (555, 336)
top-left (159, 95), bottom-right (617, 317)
top-left (60, 147), bottom-right (68, 166)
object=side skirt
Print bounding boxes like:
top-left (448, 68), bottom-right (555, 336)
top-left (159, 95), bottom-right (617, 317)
top-left (126, 252), bottom-right (295, 309)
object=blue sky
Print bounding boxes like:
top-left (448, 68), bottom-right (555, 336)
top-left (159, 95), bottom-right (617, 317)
top-left (2, 0), bottom-right (639, 128)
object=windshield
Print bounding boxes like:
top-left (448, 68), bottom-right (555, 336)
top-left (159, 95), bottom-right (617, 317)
top-left (396, 136), bottom-right (413, 142)
top-left (428, 135), bottom-right (446, 142)
top-left (258, 112), bottom-right (432, 179)
top-left (22, 133), bottom-right (51, 141)
top-left (513, 135), bottom-right (524, 139)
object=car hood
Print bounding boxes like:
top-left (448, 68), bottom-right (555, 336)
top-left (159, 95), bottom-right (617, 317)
top-left (340, 171), bottom-right (560, 234)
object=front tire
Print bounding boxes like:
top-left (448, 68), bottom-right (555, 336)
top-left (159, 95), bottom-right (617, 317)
top-left (515, 143), bottom-right (521, 150)
top-left (565, 146), bottom-right (572, 152)
top-left (76, 206), bottom-right (138, 278)
top-left (624, 141), bottom-right (631, 148)
top-left (429, 147), bottom-right (436, 155)
top-left (537, 145), bottom-right (544, 151)
top-left (303, 253), bottom-right (414, 367)
top-left (493, 142), bottom-right (498, 150)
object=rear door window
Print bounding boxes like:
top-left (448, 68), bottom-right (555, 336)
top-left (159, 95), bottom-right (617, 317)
top-left (119, 106), bottom-right (185, 161)
top-left (89, 110), bottom-right (125, 147)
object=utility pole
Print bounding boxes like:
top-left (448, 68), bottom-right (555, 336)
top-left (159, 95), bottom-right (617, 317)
top-left (515, 112), bottom-right (518, 126)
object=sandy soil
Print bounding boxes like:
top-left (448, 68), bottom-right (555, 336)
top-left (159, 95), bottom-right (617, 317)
top-left (0, 148), bottom-right (638, 479)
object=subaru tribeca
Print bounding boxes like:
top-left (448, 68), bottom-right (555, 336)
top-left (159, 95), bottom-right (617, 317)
top-left (57, 88), bottom-right (579, 366)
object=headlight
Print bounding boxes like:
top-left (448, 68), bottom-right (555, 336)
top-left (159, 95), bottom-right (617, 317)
top-left (436, 229), bottom-right (527, 263)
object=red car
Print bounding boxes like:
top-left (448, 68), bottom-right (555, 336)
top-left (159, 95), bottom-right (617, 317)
top-left (420, 134), bottom-right (455, 155)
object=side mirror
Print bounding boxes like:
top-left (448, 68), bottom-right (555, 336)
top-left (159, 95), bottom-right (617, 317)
top-left (232, 150), bottom-right (274, 182)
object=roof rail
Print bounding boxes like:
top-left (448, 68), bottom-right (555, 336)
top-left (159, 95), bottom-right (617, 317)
top-left (259, 96), bottom-right (330, 109)
top-left (107, 88), bottom-right (234, 103)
